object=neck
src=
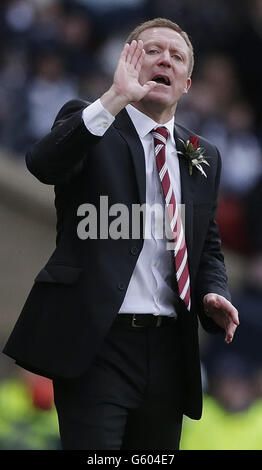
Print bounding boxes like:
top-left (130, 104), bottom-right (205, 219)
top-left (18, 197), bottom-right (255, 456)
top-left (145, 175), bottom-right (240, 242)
top-left (131, 100), bottom-right (177, 124)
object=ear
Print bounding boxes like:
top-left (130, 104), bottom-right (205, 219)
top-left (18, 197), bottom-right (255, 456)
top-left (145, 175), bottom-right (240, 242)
top-left (183, 77), bottom-right (192, 94)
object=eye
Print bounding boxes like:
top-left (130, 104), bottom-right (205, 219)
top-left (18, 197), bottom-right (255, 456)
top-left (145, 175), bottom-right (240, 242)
top-left (172, 54), bottom-right (183, 61)
top-left (148, 49), bottom-right (159, 55)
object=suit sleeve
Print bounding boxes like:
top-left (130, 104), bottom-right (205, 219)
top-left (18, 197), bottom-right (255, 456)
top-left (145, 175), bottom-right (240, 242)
top-left (195, 148), bottom-right (231, 334)
top-left (25, 100), bottom-right (101, 185)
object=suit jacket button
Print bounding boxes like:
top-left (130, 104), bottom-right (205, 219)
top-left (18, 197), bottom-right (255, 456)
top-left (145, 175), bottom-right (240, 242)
top-left (130, 246), bottom-right (139, 256)
top-left (117, 282), bottom-right (125, 291)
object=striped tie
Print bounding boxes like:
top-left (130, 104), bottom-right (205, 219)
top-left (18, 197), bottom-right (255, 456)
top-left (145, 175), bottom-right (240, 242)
top-left (151, 126), bottom-right (191, 311)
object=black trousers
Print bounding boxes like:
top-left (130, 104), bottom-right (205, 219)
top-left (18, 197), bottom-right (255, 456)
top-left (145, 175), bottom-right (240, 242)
top-left (53, 318), bottom-right (185, 450)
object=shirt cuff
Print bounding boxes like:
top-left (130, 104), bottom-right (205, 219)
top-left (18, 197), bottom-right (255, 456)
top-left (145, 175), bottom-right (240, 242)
top-left (82, 99), bottom-right (115, 136)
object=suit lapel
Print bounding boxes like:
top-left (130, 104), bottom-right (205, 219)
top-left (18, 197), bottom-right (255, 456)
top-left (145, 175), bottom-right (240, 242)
top-left (174, 123), bottom-right (195, 268)
top-left (113, 109), bottom-right (146, 205)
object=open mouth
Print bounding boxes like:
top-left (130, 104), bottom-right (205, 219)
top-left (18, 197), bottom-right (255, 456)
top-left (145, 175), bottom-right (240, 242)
top-left (152, 75), bottom-right (171, 86)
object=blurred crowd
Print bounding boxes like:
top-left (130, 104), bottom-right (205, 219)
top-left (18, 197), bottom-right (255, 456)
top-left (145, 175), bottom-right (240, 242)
top-left (1, 0), bottom-right (262, 449)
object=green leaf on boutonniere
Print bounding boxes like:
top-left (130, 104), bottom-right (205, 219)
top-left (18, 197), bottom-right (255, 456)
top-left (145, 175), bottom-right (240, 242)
top-left (177, 136), bottom-right (210, 177)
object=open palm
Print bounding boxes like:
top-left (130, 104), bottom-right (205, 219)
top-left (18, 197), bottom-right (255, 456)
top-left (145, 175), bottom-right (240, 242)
top-left (113, 40), bottom-right (156, 103)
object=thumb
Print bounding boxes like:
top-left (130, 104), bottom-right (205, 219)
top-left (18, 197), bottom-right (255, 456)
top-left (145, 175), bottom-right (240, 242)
top-left (142, 80), bottom-right (157, 95)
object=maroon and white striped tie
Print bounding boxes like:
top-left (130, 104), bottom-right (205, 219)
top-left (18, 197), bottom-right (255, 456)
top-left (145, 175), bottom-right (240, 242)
top-left (151, 126), bottom-right (191, 311)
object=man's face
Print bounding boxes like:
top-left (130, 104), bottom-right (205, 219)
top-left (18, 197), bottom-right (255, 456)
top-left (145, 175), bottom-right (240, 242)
top-left (137, 27), bottom-right (192, 110)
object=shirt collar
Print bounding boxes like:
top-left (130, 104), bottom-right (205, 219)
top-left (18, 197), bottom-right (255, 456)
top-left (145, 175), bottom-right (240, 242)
top-left (126, 104), bottom-right (175, 144)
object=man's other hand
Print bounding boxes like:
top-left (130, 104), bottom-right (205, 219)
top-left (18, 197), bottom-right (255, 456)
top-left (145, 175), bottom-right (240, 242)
top-left (203, 293), bottom-right (239, 344)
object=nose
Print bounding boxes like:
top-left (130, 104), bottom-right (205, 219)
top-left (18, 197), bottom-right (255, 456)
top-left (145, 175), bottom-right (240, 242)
top-left (158, 50), bottom-right (172, 67)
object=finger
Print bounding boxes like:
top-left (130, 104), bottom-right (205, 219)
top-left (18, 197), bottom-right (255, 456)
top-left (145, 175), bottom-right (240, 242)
top-left (119, 43), bottom-right (129, 62)
top-left (129, 41), bottom-right (143, 70)
top-left (135, 49), bottom-right (145, 76)
top-left (230, 306), bottom-right (240, 326)
top-left (126, 40), bottom-right (137, 64)
top-left (131, 39), bottom-right (143, 65)
top-left (225, 321), bottom-right (238, 344)
top-left (132, 41), bottom-right (145, 73)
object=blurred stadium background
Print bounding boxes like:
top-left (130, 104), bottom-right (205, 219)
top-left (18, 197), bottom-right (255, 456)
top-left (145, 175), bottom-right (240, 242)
top-left (1, 0), bottom-right (262, 450)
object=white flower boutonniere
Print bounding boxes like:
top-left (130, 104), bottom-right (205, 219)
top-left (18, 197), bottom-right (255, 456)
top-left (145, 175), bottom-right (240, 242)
top-left (177, 135), bottom-right (210, 177)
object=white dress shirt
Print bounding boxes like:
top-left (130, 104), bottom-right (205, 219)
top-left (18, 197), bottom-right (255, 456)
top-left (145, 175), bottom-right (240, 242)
top-left (82, 100), bottom-right (182, 317)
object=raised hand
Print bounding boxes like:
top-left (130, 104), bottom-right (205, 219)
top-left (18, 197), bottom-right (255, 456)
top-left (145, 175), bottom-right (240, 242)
top-left (203, 293), bottom-right (240, 344)
top-left (100, 40), bottom-right (156, 116)
top-left (113, 40), bottom-right (156, 102)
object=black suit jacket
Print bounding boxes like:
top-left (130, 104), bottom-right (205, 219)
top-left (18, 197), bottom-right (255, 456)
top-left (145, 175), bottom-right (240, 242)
top-left (3, 99), bottom-right (230, 419)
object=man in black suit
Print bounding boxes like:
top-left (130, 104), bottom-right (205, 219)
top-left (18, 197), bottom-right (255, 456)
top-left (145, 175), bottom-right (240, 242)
top-left (3, 18), bottom-right (239, 450)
